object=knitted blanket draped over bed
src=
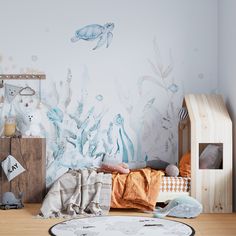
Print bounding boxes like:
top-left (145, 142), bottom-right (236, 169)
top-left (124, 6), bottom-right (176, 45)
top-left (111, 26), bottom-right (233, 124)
top-left (111, 168), bottom-right (164, 211)
top-left (39, 169), bottom-right (112, 218)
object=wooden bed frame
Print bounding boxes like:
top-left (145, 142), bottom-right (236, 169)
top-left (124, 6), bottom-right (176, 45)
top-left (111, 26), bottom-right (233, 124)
top-left (156, 107), bottom-right (190, 203)
top-left (157, 94), bottom-right (232, 213)
top-left (157, 191), bottom-right (189, 202)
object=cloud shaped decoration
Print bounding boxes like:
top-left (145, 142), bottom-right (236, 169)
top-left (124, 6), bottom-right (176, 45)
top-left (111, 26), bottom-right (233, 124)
top-left (19, 86), bottom-right (36, 96)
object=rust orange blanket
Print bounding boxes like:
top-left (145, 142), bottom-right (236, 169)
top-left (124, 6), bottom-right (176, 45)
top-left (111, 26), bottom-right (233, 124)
top-left (111, 168), bottom-right (164, 211)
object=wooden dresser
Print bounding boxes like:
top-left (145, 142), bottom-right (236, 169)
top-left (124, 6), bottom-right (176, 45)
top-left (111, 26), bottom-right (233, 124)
top-left (0, 138), bottom-right (46, 203)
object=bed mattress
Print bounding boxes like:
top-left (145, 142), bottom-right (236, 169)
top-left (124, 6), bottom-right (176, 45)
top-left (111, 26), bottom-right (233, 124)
top-left (160, 176), bottom-right (191, 192)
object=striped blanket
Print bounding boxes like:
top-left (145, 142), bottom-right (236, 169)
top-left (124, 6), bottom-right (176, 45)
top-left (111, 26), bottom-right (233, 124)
top-left (39, 169), bottom-right (112, 218)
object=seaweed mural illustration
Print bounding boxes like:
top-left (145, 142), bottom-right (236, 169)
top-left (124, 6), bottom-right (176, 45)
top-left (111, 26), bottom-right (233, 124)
top-left (138, 39), bottom-right (177, 95)
top-left (116, 38), bottom-right (180, 163)
top-left (114, 114), bottom-right (134, 163)
top-left (138, 38), bottom-right (180, 161)
top-left (45, 70), bottom-right (135, 185)
top-left (71, 23), bottom-right (115, 50)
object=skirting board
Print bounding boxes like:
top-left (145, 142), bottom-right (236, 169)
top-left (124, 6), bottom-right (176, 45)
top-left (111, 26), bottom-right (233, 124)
top-left (157, 192), bottom-right (190, 202)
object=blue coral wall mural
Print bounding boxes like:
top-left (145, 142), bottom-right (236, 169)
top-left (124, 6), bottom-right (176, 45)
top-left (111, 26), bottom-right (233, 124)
top-left (0, 0), bottom-right (218, 186)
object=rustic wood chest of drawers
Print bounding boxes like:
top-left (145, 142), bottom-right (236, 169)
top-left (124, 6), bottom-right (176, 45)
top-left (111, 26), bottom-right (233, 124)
top-left (0, 138), bottom-right (46, 203)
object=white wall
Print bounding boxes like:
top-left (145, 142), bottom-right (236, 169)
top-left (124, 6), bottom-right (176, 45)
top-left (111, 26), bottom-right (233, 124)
top-left (218, 0), bottom-right (236, 211)
top-left (0, 0), bottom-right (218, 185)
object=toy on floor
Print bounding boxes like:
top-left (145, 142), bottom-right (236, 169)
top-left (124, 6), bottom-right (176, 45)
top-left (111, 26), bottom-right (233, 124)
top-left (153, 196), bottom-right (202, 218)
top-left (0, 192), bottom-right (24, 210)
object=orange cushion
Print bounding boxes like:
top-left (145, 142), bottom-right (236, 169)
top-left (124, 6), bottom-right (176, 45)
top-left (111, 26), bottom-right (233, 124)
top-left (179, 152), bottom-right (191, 177)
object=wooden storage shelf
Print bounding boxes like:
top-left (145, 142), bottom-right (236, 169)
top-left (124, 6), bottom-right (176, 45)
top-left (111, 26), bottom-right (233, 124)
top-left (0, 138), bottom-right (46, 203)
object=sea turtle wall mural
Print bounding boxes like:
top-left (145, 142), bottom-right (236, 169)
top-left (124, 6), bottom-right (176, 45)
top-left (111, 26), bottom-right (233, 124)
top-left (71, 23), bottom-right (115, 50)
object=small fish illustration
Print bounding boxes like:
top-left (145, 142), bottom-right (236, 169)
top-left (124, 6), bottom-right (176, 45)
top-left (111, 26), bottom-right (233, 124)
top-left (71, 23), bottom-right (115, 50)
top-left (144, 98), bottom-right (155, 110)
top-left (163, 117), bottom-right (170, 122)
top-left (96, 94), bottom-right (103, 101)
top-left (168, 83), bottom-right (178, 93)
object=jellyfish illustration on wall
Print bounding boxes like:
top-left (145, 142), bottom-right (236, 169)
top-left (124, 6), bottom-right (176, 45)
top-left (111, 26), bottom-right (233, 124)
top-left (71, 23), bottom-right (115, 50)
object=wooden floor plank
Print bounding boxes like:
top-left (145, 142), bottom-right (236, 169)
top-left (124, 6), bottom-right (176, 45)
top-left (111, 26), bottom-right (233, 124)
top-left (0, 204), bottom-right (236, 236)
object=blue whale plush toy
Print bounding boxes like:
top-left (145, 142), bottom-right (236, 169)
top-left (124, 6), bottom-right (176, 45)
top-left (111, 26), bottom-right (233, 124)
top-left (154, 196), bottom-right (202, 218)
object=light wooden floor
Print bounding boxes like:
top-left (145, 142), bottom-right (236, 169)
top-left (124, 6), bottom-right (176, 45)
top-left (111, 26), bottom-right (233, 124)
top-left (0, 204), bottom-right (236, 236)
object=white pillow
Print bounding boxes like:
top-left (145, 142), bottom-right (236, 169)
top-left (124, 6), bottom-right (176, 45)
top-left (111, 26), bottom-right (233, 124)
top-left (199, 144), bottom-right (222, 169)
top-left (1, 155), bottom-right (26, 181)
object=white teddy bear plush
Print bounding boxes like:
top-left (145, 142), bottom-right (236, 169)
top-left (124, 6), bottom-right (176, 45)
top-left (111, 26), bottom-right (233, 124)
top-left (24, 110), bottom-right (43, 137)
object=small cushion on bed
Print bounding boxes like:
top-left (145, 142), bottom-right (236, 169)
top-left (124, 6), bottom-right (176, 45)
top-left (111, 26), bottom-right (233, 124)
top-left (199, 144), bottom-right (222, 169)
top-left (165, 164), bottom-right (179, 177)
top-left (99, 163), bottom-right (130, 174)
top-left (146, 159), bottom-right (170, 170)
top-left (179, 152), bottom-right (191, 177)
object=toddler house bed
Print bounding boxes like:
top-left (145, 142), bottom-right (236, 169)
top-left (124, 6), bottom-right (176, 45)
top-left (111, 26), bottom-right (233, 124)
top-left (158, 94), bottom-right (232, 213)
